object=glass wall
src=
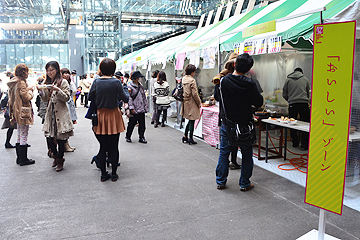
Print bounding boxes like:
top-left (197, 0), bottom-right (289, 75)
top-left (0, 43), bottom-right (69, 72)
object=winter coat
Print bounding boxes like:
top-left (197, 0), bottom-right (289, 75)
top-left (128, 81), bottom-right (148, 114)
top-left (154, 81), bottom-right (170, 106)
top-left (283, 71), bottom-right (310, 105)
top-left (7, 77), bottom-right (34, 125)
top-left (181, 75), bottom-right (201, 120)
top-left (41, 79), bottom-right (74, 135)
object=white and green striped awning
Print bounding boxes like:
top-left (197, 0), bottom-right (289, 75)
top-left (117, 0), bottom-right (358, 67)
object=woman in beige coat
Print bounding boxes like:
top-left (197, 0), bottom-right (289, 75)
top-left (7, 63), bottom-right (35, 166)
top-left (181, 64), bottom-right (201, 145)
top-left (38, 61), bottom-right (74, 172)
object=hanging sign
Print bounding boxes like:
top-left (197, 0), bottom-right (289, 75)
top-left (254, 38), bottom-right (267, 55)
top-left (233, 42), bottom-right (244, 54)
top-left (244, 41), bottom-right (254, 55)
top-left (175, 52), bottom-right (186, 70)
top-left (305, 21), bottom-right (356, 215)
top-left (268, 36), bottom-right (282, 53)
top-left (243, 20), bottom-right (276, 38)
top-left (136, 56), bottom-right (142, 61)
top-left (189, 50), bottom-right (200, 68)
top-left (202, 47), bottom-right (216, 69)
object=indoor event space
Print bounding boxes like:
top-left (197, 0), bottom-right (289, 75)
top-left (1, 0), bottom-right (360, 239)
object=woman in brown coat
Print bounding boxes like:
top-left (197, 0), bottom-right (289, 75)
top-left (38, 61), bottom-right (74, 172)
top-left (180, 64), bottom-right (201, 145)
top-left (7, 63), bottom-right (35, 166)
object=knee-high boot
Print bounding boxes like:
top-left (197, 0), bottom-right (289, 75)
top-left (19, 145), bottom-right (35, 166)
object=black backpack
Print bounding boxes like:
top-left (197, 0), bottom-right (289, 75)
top-left (172, 83), bottom-right (183, 101)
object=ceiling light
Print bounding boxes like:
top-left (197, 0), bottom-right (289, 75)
top-left (5, 0), bottom-right (9, 5)
top-left (122, 1), bottom-right (129, 9)
top-left (17, 0), bottom-right (23, 7)
top-left (164, 6), bottom-right (174, 12)
top-left (28, 0), bottom-right (34, 7)
top-left (150, 3), bottom-right (156, 9)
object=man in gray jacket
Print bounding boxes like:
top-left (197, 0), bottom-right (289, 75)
top-left (283, 68), bottom-right (310, 150)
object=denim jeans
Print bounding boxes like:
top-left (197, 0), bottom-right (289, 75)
top-left (216, 124), bottom-right (254, 188)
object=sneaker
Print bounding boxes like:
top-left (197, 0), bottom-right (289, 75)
top-left (101, 172), bottom-right (111, 182)
top-left (229, 162), bottom-right (241, 170)
top-left (125, 137), bottom-right (132, 143)
top-left (240, 183), bottom-right (254, 192)
top-left (111, 174), bottom-right (119, 182)
top-left (139, 138), bottom-right (147, 144)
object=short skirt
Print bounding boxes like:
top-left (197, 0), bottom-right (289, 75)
top-left (93, 108), bottom-right (125, 135)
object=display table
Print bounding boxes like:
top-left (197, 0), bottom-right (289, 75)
top-left (261, 119), bottom-right (360, 162)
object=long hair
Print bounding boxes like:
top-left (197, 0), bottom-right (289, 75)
top-left (45, 61), bottom-right (62, 86)
top-left (157, 71), bottom-right (167, 85)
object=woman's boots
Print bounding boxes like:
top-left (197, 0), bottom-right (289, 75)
top-left (55, 157), bottom-right (65, 172)
top-left (18, 145), bottom-right (35, 166)
top-left (64, 141), bottom-right (75, 152)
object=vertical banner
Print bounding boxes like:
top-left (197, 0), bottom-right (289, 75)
top-left (244, 41), bottom-right (254, 55)
top-left (268, 36), bottom-right (282, 53)
top-left (305, 21), bottom-right (356, 215)
top-left (254, 38), bottom-right (267, 55)
top-left (175, 52), bottom-right (186, 70)
top-left (202, 47), bottom-right (216, 69)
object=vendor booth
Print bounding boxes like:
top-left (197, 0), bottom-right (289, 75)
top-left (117, 0), bottom-right (360, 212)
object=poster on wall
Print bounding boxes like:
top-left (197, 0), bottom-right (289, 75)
top-left (123, 62), bottom-right (131, 72)
top-left (233, 43), bottom-right (244, 54)
top-left (305, 21), bottom-right (356, 215)
top-left (244, 41), bottom-right (254, 55)
top-left (254, 38), bottom-right (267, 55)
top-left (131, 62), bottom-right (137, 72)
top-left (189, 50), bottom-right (200, 68)
top-left (176, 52), bottom-right (186, 70)
top-left (268, 36), bottom-right (282, 53)
top-left (203, 47), bottom-right (216, 69)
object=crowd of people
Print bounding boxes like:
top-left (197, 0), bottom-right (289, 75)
top-left (1, 53), bottom-right (311, 191)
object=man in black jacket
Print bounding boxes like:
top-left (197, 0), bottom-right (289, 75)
top-left (214, 53), bottom-right (263, 191)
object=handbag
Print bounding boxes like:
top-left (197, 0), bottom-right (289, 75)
top-left (219, 80), bottom-right (256, 146)
top-left (85, 80), bottom-right (98, 126)
top-left (20, 106), bottom-right (32, 120)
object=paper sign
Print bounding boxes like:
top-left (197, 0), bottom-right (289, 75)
top-left (305, 21), bottom-right (356, 215)
top-left (234, 42), bottom-right (244, 54)
top-left (176, 52), bottom-right (186, 70)
top-left (202, 47), bottom-right (216, 69)
top-left (268, 36), bottom-right (282, 53)
top-left (254, 38), bottom-right (267, 55)
top-left (244, 41), bottom-right (254, 55)
top-left (189, 50), bottom-right (200, 68)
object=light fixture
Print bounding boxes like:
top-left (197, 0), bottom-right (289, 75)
top-left (149, 3), bottom-right (156, 9)
top-left (17, 0), bottom-right (23, 7)
top-left (122, 1), bottom-right (129, 9)
top-left (155, 4), bottom-right (165, 12)
top-left (164, 5), bottom-right (174, 12)
top-left (28, 0), bottom-right (34, 7)
top-left (138, 4), bottom-right (145, 10)
top-left (5, 0), bottom-right (9, 5)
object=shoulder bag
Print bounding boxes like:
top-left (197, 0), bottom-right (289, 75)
top-left (85, 80), bottom-right (98, 126)
top-left (219, 80), bottom-right (256, 146)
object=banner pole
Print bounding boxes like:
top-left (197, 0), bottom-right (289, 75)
top-left (318, 209), bottom-right (326, 240)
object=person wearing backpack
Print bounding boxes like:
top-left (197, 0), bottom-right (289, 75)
top-left (181, 64), bottom-right (201, 145)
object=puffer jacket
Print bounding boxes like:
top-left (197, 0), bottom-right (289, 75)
top-left (128, 81), bottom-right (148, 114)
top-left (7, 77), bottom-right (34, 125)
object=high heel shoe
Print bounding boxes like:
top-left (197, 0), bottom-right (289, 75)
top-left (188, 138), bottom-right (197, 145)
top-left (182, 136), bottom-right (188, 143)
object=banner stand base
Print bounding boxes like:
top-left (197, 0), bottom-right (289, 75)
top-left (297, 229), bottom-right (340, 240)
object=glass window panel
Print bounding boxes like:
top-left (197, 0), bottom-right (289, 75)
top-left (24, 44), bottom-right (34, 65)
top-left (6, 45), bottom-right (16, 66)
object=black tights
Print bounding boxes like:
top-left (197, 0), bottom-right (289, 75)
top-left (95, 133), bottom-right (120, 176)
top-left (184, 120), bottom-right (195, 139)
top-left (47, 137), bottom-right (66, 158)
top-left (6, 128), bottom-right (14, 144)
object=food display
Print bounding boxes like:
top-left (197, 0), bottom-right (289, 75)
top-left (268, 116), bottom-right (297, 124)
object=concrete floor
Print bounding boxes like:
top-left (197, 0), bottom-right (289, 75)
top-left (0, 107), bottom-right (359, 240)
